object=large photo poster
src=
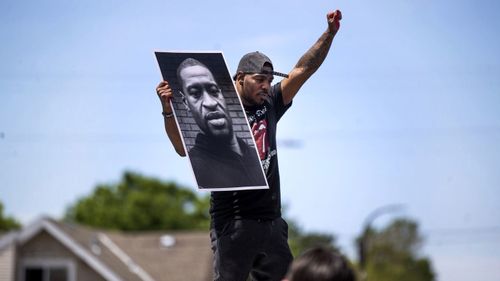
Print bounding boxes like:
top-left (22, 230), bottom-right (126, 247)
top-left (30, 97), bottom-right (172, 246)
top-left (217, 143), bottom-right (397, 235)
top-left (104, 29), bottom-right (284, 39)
top-left (155, 51), bottom-right (268, 191)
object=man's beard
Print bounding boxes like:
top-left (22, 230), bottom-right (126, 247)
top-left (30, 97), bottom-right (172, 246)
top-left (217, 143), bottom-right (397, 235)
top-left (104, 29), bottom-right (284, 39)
top-left (204, 118), bottom-right (234, 144)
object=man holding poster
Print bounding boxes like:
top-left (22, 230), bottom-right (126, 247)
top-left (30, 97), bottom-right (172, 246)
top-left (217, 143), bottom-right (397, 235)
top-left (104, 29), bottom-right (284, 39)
top-left (156, 9), bottom-right (342, 281)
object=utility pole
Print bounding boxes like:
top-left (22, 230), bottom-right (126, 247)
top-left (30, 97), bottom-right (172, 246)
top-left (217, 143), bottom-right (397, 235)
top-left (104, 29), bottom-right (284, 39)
top-left (358, 204), bottom-right (405, 281)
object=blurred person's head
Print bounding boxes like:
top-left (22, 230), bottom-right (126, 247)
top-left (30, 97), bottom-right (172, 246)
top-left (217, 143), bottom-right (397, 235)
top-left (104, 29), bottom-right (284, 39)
top-left (177, 58), bottom-right (233, 141)
top-left (283, 246), bottom-right (356, 281)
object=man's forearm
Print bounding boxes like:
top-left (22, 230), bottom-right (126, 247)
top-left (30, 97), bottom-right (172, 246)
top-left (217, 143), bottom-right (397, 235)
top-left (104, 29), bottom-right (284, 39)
top-left (164, 117), bottom-right (186, 156)
top-left (295, 29), bottom-right (335, 77)
top-left (280, 11), bottom-right (341, 105)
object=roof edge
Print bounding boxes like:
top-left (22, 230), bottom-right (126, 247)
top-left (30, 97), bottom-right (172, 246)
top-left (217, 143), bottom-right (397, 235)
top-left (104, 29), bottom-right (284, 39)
top-left (9, 217), bottom-right (124, 281)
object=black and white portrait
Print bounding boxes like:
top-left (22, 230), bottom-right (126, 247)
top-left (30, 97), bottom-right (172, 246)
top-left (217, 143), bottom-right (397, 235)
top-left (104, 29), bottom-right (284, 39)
top-left (155, 52), bottom-right (268, 191)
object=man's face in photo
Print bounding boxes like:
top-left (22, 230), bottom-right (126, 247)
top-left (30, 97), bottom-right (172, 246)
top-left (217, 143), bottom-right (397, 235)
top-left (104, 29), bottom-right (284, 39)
top-left (180, 64), bottom-right (233, 140)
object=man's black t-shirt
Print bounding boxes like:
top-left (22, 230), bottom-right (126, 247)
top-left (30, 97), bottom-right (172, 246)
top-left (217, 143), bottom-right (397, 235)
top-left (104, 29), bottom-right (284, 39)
top-left (210, 82), bottom-right (292, 227)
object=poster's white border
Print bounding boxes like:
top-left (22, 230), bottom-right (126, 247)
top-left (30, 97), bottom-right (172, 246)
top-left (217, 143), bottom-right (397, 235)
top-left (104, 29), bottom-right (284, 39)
top-left (154, 50), bottom-right (269, 192)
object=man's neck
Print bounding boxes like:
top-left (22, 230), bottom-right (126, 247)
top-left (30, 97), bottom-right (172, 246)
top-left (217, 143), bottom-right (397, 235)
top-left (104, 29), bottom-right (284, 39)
top-left (201, 133), bottom-right (243, 156)
top-left (228, 135), bottom-right (243, 156)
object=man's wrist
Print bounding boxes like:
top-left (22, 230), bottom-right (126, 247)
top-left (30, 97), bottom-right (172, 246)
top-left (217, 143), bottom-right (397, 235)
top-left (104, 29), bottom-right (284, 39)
top-left (162, 111), bottom-right (174, 118)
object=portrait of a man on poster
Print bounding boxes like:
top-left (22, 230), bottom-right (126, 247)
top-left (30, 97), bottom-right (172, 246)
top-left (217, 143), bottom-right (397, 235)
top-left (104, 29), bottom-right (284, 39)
top-left (156, 51), bottom-right (268, 191)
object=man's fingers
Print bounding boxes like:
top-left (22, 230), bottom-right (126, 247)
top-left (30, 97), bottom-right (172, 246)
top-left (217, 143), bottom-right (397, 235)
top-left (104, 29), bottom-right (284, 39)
top-left (327, 10), bottom-right (342, 22)
top-left (157, 87), bottom-right (171, 94)
top-left (156, 81), bottom-right (171, 92)
top-left (157, 88), bottom-right (172, 100)
top-left (158, 80), bottom-right (169, 87)
top-left (335, 10), bottom-right (342, 21)
top-left (158, 90), bottom-right (172, 98)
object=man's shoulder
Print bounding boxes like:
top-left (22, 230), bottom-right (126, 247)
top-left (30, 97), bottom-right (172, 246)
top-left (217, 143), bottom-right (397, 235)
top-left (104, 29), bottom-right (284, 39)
top-left (236, 137), bottom-right (260, 160)
top-left (236, 137), bottom-right (252, 149)
top-left (271, 81), bottom-right (282, 93)
top-left (270, 82), bottom-right (282, 100)
top-left (270, 81), bottom-right (291, 111)
top-left (188, 134), bottom-right (206, 156)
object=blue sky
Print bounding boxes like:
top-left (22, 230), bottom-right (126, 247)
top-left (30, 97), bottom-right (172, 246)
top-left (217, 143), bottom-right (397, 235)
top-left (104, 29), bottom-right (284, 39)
top-left (1, 0), bottom-right (500, 280)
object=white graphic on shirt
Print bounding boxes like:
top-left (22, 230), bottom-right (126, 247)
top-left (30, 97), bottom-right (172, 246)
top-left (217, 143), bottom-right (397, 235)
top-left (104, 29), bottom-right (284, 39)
top-left (248, 105), bottom-right (274, 173)
top-left (262, 149), bottom-right (277, 173)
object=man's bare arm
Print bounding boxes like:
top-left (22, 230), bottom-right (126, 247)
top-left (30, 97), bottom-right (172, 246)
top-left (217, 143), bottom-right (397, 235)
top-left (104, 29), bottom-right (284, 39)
top-left (281, 10), bottom-right (342, 105)
top-left (156, 81), bottom-right (186, 156)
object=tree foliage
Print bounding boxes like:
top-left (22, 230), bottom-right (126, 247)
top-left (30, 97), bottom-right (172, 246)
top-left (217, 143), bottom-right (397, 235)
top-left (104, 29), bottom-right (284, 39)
top-left (287, 218), bottom-right (338, 257)
top-left (66, 171), bottom-right (343, 261)
top-left (65, 171), bottom-right (210, 231)
top-left (0, 201), bottom-right (21, 231)
top-left (358, 218), bottom-right (435, 281)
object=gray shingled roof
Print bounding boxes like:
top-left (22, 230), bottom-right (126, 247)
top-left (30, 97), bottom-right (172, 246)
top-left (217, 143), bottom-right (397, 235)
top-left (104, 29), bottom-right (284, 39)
top-left (2, 217), bottom-right (213, 281)
top-left (55, 219), bottom-right (213, 281)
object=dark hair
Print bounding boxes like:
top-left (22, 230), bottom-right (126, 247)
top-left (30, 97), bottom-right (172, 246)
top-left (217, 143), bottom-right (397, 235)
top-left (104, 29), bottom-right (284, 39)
top-left (176, 58), bottom-right (210, 85)
top-left (286, 247), bottom-right (356, 281)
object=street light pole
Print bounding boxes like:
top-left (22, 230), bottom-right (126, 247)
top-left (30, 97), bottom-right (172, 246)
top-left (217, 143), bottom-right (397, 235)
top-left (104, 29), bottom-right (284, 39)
top-left (358, 204), bottom-right (405, 281)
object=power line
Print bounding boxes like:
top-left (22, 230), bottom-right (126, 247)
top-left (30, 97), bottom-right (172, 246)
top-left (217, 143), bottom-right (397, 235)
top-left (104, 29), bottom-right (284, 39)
top-left (423, 226), bottom-right (500, 236)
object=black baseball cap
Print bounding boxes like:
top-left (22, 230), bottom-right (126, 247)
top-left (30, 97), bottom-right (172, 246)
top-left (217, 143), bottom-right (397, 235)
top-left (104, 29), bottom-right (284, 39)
top-left (233, 51), bottom-right (289, 80)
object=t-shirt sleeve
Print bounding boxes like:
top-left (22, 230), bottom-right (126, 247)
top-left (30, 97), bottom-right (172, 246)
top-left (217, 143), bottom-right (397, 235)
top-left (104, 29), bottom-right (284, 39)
top-left (271, 82), bottom-right (292, 121)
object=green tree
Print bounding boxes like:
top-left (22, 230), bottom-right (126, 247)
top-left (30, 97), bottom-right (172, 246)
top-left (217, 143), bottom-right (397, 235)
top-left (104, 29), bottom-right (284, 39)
top-left (287, 218), bottom-right (338, 257)
top-left (65, 171), bottom-right (210, 231)
top-left (0, 201), bottom-right (21, 231)
top-left (66, 171), bottom-right (342, 259)
top-left (358, 218), bottom-right (435, 281)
